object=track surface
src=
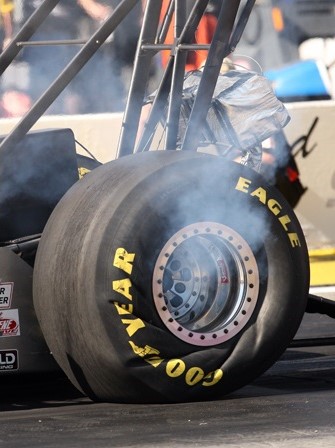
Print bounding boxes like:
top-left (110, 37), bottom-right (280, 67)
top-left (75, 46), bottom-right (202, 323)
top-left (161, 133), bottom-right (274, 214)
top-left (1, 312), bottom-right (335, 448)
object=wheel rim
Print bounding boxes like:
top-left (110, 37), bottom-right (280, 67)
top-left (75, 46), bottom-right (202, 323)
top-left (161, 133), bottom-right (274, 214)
top-left (152, 222), bottom-right (259, 346)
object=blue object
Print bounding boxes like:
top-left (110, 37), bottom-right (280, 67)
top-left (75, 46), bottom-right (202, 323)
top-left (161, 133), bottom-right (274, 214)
top-left (265, 59), bottom-right (330, 98)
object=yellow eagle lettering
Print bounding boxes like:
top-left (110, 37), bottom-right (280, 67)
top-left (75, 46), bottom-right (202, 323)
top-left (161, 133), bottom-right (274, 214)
top-left (235, 177), bottom-right (252, 193)
top-left (250, 187), bottom-right (266, 204)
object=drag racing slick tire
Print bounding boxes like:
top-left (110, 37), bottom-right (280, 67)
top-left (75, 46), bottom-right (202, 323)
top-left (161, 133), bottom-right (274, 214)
top-left (33, 150), bottom-right (309, 403)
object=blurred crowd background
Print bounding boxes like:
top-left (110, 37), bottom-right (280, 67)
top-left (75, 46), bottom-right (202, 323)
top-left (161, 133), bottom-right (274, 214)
top-left (0, 0), bottom-right (147, 116)
top-left (1, 1), bottom-right (333, 117)
top-left (0, 0), bottom-right (222, 117)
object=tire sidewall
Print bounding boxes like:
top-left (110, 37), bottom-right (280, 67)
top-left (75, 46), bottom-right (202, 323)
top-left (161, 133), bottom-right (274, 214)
top-left (34, 151), bottom-right (309, 402)
top-left (92, 155), bottom-right (308, 398)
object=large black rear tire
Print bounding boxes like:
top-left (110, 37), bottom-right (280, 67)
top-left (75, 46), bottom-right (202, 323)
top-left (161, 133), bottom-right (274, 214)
top-left (33, 151), bottom-right (309, 403)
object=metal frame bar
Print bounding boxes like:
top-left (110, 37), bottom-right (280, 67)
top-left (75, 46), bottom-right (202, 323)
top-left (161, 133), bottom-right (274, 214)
top-left (307, 293), bottom-right (335, 318)
top-left (135, 0), bottom-right (207, 155)
top-left (0, 0), bottom-right (256, 159)
top-left (181, 0), bottom-right (242, 151)
top-left (0, 0), bottom-right (61, 76)
top-left (16, 39), bottom-right (86, 46)
top-left (118, 0), bottom-right (256, 156)
top-left (165, 0), bottom-right (209, 151)
top-left (116, 0), bottom-right (163, 157)
top-left (0, 0), bottom-right (140, 156)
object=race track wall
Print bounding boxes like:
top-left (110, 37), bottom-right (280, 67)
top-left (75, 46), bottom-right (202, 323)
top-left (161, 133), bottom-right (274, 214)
top-left (0, 113), bottom-right (124, 164)
top-left (284, 101), bottom-right (335, 246)
top-left (1, 100), bottom-right (334, 245)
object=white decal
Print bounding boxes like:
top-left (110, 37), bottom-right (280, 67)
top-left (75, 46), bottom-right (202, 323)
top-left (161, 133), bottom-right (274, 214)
top-left (0, 282), bottom-right (13, 309)
top-left (0, 350), bottom-right (18, 371)
top-left (0, 309), bottom-right (20, 337)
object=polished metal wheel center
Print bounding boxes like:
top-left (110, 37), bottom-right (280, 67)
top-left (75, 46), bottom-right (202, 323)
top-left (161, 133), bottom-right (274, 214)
top-left (152, 222), bottom-right (259, 346)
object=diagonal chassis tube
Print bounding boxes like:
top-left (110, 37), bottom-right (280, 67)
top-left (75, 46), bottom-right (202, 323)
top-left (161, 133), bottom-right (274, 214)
top-left (0, 0), bottom-right (140, 155)
top-left (0, 0), bottom-right (255, 160)
top-left (118, 0), bottom-right (256, 156)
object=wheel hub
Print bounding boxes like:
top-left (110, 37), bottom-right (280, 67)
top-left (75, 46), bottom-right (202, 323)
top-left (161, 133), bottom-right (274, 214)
top-left (152, 222), bottom-right (259, 346)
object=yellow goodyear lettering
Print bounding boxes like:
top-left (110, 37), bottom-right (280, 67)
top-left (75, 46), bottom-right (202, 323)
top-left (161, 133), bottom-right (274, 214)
top-left (235, 176), bottom-right (301, 248)
top-left (112, 278), bottom-right (133, 301)
top-left (112, 248), bottom-right (146, 338)
top-left (185, 366), bottom-right (205, 386)
top-left (114, 302), bottom-right (133, 315)
top-left (112, 246), bottom-right (224, 389)
top-left (113, 248), bottom-right (135, 275)
top-left (121, 318), bottom-right (145, 337)
top-left (129, 344), bottom-right (223, 388)
top-left (202, 369), bottom-right (224, 387)
top-left (166, 359), bottom-right (186, 378)
top-left (129, 341), bottom-right (164, 368)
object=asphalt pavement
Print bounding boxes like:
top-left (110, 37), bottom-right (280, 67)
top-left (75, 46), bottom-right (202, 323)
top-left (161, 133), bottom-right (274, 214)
top-left (1, 311), bottom-right (335, 448)
top-left (1, 208), bottom-right (334, 447)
